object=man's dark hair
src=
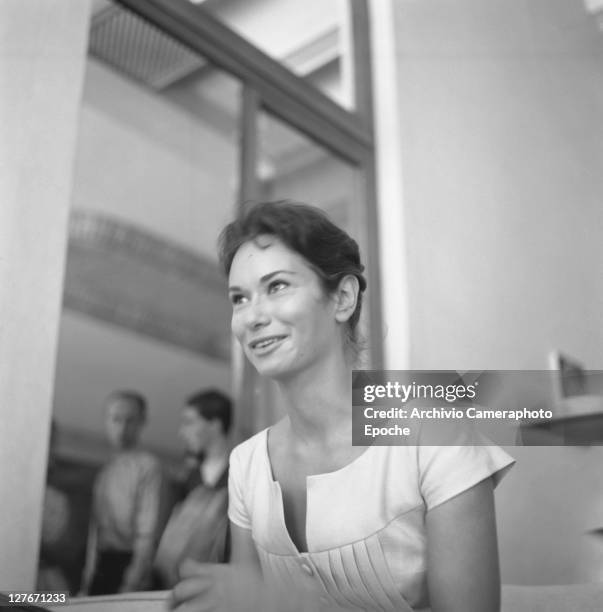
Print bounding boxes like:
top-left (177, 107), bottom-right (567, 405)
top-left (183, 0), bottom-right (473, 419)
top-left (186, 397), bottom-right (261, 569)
top-left (185, 389), bottom-right (232, 434)
top-left (106, 390), bottom-right (147, 419)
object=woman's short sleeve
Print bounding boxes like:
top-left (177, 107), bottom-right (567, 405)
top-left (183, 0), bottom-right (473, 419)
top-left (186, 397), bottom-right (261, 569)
top-left (418, 437), bottom-right (515, 512)
top-left (227, 445), bottom-right (252, 530)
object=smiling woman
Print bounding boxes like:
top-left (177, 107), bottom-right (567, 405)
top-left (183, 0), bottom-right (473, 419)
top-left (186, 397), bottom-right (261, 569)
top-left (169, 201), bottom-right (515, 612)
top-left (228, 237), bottom-right (350, 379)
top-left (222, 201), bottom-right (366, 366)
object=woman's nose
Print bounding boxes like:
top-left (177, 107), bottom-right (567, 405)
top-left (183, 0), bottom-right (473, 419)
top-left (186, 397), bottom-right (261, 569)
top-left (245, 296), bottom-right (270, 329)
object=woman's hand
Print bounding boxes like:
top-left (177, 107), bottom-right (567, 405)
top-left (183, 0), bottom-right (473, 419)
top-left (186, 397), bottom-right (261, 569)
top-left (170, 559), bottom-right (264, 612)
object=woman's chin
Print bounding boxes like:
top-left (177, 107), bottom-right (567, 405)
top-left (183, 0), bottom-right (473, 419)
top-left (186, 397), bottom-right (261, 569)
top-left (249, 355), bottom-right (294, 380)
top-left (254, 361), bottom-right (288, 379)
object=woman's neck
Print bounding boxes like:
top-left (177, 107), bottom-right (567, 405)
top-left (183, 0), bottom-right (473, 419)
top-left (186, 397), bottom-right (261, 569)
top-left (275, 350), bottom-right (352, 446)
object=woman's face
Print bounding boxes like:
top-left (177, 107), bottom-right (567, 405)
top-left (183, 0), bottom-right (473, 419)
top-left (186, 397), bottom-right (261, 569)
top-left (228, 236), bottom-right (341, 379)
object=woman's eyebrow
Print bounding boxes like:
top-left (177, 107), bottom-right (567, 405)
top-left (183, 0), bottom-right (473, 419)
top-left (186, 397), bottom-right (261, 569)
top-left (259, 270), bottom-right (295, 283)
top-left (228, 270), bottom-right (296, 292)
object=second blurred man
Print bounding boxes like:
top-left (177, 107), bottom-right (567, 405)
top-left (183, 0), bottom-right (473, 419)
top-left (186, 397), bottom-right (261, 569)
top-left (154, 390), bottom-right (232, 588)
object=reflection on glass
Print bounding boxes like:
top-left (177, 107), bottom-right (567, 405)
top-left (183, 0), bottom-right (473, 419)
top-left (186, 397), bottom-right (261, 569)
top-left (41, 0), bottom-right (240, 594)
top-left (257, 111), bottom-right (358, 235)
top-left (201, 0), bottom-right (352, 108)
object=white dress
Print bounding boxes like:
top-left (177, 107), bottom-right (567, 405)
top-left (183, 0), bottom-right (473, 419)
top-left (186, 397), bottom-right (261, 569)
top-left (228, 428), bottom-right (514, 611)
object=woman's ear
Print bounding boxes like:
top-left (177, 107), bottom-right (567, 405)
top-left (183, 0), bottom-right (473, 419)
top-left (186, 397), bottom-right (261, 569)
top-left (334, 275), bottom-right (359, 324)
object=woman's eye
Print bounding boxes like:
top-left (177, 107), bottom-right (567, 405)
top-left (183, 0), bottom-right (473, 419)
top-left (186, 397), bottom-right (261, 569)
top-left (268, 280), bottom-right (288, 293)
top-left (229, 293), bottom-right (247, 306)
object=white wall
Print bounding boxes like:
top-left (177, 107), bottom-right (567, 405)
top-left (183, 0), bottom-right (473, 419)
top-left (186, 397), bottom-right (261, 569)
top-left (497, 444), bottom-right (603, 584)
top-left (393, 0), bottom-right (603, 371)
top-left (377, 0), bottom-right (603, 585)
top-left (0, 0), bottom-right (90, 589)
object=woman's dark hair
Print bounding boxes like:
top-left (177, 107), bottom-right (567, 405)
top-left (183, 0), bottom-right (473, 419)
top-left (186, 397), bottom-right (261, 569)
top-left (185, 389), bottom-right (232, 434)
top-left (218, 200), bottom-right (366, 344)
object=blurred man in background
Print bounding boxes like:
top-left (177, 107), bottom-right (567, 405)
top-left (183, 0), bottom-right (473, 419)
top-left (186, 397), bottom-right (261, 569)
top-left (81, 391), bottom-right (165, 595)
top-left (153, 389), bottom-right (232, 588)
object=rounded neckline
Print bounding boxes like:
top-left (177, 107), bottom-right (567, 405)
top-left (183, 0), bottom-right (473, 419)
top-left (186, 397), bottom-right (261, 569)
top-left (263, 426), bottom-right (376, 483)
top-left (261, 426), bottom-right (377, 556)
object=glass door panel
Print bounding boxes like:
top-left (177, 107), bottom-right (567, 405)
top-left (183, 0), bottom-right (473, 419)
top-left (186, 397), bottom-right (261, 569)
top-left (42, 0), bottom-right (241, 593)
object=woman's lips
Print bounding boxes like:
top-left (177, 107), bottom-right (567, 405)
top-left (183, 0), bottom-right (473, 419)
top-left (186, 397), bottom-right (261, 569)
top-left (248, 335), bottom-right (287, 355)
